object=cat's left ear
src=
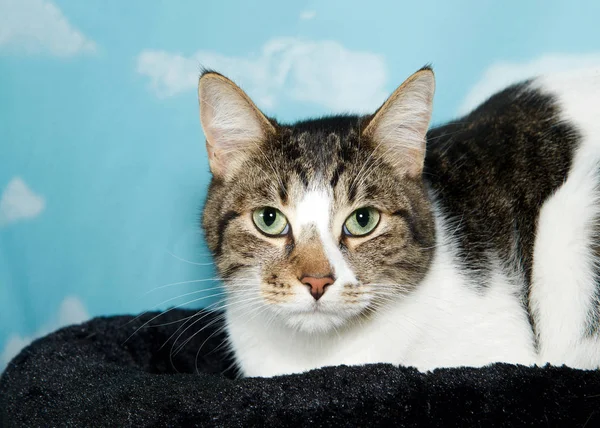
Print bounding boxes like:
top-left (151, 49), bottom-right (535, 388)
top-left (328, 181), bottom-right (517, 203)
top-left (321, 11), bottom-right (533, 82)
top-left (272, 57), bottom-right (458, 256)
top-left (362, 67), bottom-right (435, 178)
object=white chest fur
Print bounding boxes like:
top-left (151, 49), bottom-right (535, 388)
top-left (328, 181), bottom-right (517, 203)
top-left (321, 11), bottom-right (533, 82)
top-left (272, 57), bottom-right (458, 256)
top-left (225, 220), bottom-right (536, 377)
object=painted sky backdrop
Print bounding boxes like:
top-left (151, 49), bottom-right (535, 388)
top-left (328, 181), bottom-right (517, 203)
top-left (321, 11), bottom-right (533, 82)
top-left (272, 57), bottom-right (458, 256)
top-left (2, 0), bottom-right (600, 371)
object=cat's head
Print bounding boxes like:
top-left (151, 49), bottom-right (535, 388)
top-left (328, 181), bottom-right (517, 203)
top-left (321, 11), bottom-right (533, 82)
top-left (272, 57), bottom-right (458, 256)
top-left (198, 67), bottom-right (436, 334)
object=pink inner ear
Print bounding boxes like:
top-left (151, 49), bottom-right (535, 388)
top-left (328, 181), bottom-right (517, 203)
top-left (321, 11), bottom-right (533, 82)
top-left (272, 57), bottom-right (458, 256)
top-left (205, 125), bottom-right (225, 176)
top-left (361, 73), bottom-right (433, 179)
top-left (198, 74), bottom-right (277, 178)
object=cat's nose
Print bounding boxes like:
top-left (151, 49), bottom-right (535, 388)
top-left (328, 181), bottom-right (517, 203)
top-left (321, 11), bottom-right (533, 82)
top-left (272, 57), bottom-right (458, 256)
top-left (300, 274), bottom-right (335, 301)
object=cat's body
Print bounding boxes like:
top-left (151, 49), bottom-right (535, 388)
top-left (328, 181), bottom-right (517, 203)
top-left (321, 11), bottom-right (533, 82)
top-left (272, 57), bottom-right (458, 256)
top-left (198, 67), bottom-right (600, 377)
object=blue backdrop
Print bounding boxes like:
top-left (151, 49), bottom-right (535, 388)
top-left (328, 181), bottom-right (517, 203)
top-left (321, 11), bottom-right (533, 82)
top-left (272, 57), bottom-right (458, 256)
top-left (2, 0), bottom-right (600, 371)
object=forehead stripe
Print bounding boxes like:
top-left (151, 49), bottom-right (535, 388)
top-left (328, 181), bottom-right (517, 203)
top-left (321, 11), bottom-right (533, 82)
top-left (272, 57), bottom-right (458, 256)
top-left (295, 190), bottom-right (357, 284)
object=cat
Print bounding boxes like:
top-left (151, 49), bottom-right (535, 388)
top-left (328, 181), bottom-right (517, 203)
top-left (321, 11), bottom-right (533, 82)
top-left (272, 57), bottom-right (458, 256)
top-left (197, 65), bottom-right (600, 378)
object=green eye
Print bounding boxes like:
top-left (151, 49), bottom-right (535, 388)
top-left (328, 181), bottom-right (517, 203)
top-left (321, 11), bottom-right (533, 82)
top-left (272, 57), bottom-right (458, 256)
top-left (343, 207), bottom-right (380, 237)
top-left (252, 207), bottom-right (289, 236)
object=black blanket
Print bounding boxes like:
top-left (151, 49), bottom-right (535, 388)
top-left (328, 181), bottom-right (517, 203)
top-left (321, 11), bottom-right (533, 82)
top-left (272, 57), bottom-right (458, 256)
top-left (1, 309), bottom-right (600, 427)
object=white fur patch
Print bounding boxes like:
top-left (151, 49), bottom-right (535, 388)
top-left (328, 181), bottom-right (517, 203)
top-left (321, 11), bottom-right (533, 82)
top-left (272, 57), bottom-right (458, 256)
top-left (530, 68), bottom-right (600, 368)
top-left (294, 189), bottom-right (331, 233)
top-left (294, 189), bottom-right (357, 286)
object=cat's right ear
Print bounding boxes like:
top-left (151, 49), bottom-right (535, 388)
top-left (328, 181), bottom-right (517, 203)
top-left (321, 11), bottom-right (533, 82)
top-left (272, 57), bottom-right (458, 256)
top-left (198, 72), bottom-right (276, 178)
top-left (362, 67), bottom-right (435, 179)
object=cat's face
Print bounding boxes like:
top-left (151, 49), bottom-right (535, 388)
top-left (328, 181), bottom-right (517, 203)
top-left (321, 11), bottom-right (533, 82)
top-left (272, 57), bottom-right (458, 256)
top-left (199, 69), bottom-right (436, 333)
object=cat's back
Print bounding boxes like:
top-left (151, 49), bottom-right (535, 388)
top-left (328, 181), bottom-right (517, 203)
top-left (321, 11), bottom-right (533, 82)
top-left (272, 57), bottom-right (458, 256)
top-left (425, 68), bottom-right (600, 368)
top-left (427, 68), bottom-right (600, 174)
top-left (426, 68), bottom-right (600, 186)
top-left (424, 69), bottom-right (600, 274)
top-left (424, 70), bottom-right (600, 196)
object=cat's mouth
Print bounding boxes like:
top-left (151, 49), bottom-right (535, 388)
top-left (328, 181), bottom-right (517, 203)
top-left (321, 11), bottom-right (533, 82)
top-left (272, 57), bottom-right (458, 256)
top-left (281, 301), bottom-right (368, 334)
top-left (288, 300), bottom-right (336, 314)
top-left (309, 302), bottom-right (337, 314)
top-left (289, 296), bottom-right (367, 317)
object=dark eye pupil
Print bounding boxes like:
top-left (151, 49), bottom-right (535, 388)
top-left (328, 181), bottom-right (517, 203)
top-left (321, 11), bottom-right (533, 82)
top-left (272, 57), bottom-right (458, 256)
top-left (263, 208), bottom-right (277, 227)
top-left (356, 209), bottom-right (370, 228)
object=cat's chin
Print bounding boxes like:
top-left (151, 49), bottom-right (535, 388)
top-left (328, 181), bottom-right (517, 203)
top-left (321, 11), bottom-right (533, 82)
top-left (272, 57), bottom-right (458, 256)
top-left (281, 306), bottom-right (365, 334)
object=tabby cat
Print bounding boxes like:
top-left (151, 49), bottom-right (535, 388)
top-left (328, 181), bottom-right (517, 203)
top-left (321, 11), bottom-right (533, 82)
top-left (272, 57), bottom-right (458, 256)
top-left (197, 66), bottom-right (600, 377)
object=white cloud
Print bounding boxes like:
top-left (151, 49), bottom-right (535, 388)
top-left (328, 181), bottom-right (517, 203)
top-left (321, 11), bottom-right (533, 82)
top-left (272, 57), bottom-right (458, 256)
top-left (299, 10), bottom-right (316, 20)
top-left (458, 53), bottom-right (600, 116)
top-left (0, 177), bottom-right (45, 227)
top-left (136, 37), bottom-right (389, 113)
top-left (1, 296), bottom-right (89, 372)
top-left (0, 0), bottom-right (96, 56)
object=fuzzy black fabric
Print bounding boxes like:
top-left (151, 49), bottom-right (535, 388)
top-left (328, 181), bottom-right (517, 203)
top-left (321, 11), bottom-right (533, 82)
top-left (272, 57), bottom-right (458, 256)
top-left (1, 309), bottom-right (600, 427)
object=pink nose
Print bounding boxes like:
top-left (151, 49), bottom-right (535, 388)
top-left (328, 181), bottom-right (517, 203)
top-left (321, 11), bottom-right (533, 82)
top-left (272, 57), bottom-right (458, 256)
top-left (300, 275), bottom-right (335, 300)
